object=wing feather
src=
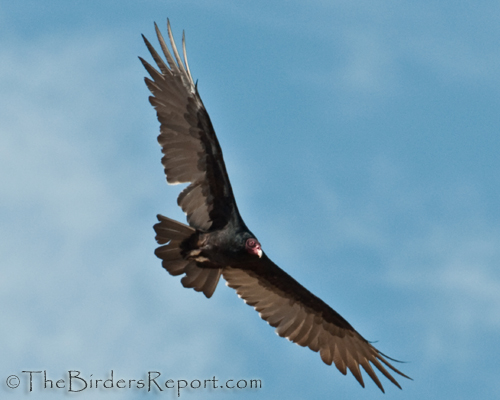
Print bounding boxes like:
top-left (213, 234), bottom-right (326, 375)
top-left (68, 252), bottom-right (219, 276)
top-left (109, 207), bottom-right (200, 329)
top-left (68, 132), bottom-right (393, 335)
top-left (154, 22), bottom-right (180, 74)
top-left (166, 20), bottom-right (188, 77)
top-left (222, 261), bottom-right (410, 392)
top-left (289, 313), bottom-right (315, 345)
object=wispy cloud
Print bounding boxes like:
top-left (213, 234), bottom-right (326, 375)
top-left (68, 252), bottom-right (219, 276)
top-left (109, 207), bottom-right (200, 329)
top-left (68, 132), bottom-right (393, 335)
top-left (0, 29), bottom-right (245, 399)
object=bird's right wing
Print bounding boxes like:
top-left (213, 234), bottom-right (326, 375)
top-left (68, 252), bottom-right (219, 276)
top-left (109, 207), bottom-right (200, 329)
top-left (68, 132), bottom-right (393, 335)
top-left (140, 20), bottom-right (240, 232)
top-left (222, 259), bottom-right (411, 392)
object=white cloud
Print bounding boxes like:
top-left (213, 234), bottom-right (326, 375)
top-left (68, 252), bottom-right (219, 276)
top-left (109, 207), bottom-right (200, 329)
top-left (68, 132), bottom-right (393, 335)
top-left (0, 29), bottom-right (248, 400)
top-left (307, 151), bottom-right (500, 369)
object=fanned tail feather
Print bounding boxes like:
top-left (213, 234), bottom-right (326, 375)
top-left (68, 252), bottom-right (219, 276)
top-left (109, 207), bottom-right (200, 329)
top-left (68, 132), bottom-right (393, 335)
top-left (153, 214), bottom-right (222, 298)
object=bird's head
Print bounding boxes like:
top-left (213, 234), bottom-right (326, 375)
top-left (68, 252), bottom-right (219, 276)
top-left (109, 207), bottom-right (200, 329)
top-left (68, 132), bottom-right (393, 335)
top-left (245, 238), bottom-right (262, 258)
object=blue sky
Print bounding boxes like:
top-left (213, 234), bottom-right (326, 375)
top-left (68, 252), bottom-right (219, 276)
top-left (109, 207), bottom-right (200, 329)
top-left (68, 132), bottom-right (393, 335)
top-left (2, 1), bottom-right (500, 399)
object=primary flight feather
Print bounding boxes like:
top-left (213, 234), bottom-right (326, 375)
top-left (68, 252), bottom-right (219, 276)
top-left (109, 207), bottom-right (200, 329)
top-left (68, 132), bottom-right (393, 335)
top-left (140, 20), bottom-right (411, 392)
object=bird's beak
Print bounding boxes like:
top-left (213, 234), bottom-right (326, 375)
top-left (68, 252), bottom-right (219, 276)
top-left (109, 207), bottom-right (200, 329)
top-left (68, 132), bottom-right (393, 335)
top-left (257, 248), bottom-right (263, 258)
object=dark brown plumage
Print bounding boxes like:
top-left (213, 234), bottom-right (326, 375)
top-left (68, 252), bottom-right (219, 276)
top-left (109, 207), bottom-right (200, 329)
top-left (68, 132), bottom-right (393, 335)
top-left (140, 20), bottom-right (411, 392)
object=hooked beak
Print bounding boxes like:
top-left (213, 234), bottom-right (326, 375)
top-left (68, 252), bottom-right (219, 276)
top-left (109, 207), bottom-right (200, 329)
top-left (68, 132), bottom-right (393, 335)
top-left (257, 248), bottom-right (263, 258)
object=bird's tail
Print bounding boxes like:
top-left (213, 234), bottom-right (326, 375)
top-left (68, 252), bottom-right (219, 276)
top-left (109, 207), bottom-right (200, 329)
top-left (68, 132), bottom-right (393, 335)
top-left (153, 214), bottom-right (222, 298)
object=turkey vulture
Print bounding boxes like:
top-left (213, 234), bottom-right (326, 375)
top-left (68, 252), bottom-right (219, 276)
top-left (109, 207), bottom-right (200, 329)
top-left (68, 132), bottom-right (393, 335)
top-left (140, 20), bottom-right (411, 392)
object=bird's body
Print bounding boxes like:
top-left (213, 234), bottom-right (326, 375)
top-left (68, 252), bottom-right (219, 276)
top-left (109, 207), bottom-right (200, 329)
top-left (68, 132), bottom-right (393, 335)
top-left (140, 20), bottom-right (410, 392)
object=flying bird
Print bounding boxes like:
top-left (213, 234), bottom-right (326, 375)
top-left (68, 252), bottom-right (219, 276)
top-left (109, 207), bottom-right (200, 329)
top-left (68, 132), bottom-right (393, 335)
top-left (140, 20), bottom-right (411, 392)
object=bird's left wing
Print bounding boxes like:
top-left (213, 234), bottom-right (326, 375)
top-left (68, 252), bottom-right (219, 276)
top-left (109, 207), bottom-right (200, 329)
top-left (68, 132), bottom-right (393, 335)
top-left (223, 258), bottom-right (411, 392)
top-left (140, 21), bottom-right (240, 231)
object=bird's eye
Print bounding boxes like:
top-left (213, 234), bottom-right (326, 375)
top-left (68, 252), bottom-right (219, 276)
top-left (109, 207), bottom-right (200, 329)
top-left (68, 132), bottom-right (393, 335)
top-left (245, 238), bottom-right (262, 258)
